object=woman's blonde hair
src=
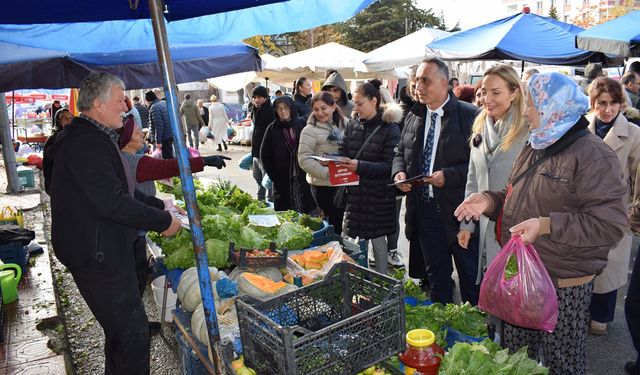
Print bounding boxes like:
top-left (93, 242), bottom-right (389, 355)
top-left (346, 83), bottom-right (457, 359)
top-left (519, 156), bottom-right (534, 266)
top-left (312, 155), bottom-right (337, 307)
top-left (471, 65), bottom-right (527, 151)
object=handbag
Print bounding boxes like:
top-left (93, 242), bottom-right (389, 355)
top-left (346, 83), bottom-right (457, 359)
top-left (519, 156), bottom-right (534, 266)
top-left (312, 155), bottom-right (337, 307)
top-left (333, 124), bottom-right (383, 208)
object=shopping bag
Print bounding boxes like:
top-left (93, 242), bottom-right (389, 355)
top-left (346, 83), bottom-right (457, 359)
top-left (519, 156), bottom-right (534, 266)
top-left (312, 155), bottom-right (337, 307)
top-left (238, 153), bottom-right (253, 170)
top-left (0, 207), bottom-right (24, 228)
top-left (478, 235), bottom-right (558, 332)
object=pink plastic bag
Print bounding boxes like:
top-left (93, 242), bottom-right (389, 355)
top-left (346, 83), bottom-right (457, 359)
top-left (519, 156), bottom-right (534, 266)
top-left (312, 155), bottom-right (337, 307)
top-left (478, 235), bottom-right (559, 332)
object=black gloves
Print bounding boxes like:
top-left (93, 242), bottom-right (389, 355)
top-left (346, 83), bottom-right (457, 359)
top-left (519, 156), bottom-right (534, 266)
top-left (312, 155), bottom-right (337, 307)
top-left (203, 155), bottom-right (231, 169)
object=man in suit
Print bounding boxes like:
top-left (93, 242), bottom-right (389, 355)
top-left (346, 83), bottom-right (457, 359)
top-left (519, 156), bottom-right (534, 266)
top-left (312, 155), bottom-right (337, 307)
top-left (47, 72), bottom-right (181, 374)
top-left (392, 57), bottom-right (479, 304)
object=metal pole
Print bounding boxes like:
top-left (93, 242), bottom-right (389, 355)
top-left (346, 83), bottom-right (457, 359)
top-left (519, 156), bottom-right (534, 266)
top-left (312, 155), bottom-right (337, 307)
top-left (11, 91), bottom-right (15, 139)
top-left (0, 93), bottom-right (21, 193)
top-left (147, 1), bottom-right (225, 374)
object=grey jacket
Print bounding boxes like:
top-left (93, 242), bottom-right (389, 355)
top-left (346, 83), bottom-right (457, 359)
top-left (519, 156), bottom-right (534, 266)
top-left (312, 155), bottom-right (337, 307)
top-left (460, 117), bottom-right (528, 284)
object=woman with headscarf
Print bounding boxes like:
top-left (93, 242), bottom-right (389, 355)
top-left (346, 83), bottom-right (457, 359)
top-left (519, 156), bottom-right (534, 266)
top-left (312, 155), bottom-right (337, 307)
top-left (260, 95), bottom-right (317, 213)
top-left (117, 118), bottom-right (228, 302)
top-left (208, 94), bottom-right (229, 152)
top-left (585, 77), bottom-right (640, 336)
top-left (455, 72), bottom-right (628, 374)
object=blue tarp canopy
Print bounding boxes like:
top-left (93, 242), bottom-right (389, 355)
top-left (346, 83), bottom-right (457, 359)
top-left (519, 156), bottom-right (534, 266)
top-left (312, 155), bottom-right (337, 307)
top-left (0, 0), bottom-right (377, 91)
top-left (0, 20), bottom-right (262, 91)
top-left (576, 11), bottom-right (640, 57)
top-left (0, 0), bottom-right (287, 24)
top-left (426, 9), bottom-right (616, 66)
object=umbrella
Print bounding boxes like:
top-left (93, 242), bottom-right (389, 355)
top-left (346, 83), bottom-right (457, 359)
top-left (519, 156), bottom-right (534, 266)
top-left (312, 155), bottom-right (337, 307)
top-left (362, 27), bottom-right (452, 72)
top-left (0, 1), bottom-right (377, 371)
top-left (427, 8), bottom-right (616, 66)
top-left (576, 10), bottom-right (640, 57)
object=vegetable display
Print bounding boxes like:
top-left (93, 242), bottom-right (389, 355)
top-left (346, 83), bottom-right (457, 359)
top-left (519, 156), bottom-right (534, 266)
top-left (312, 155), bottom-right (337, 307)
top-left (439, 339), bottom-right (549, 374)
top-left (404, 302), bottom-right (488, 348)
top-left (151, 179), bottom-right (315, 269)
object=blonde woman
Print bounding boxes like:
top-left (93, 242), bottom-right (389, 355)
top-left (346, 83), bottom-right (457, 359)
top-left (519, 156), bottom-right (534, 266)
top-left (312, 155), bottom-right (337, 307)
top-left (208, 94), bottom-right (229, 152)
top-left (457, 65), bottom-right (529, 283)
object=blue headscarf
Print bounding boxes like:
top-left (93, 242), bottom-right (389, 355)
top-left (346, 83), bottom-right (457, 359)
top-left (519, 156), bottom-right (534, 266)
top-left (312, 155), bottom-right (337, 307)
top-left (527, 72), bottom-right (589, 150)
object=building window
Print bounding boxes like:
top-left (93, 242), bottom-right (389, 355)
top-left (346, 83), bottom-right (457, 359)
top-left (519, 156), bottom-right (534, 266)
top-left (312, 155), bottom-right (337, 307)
top-left (537, 1), bottom-right (543, 10)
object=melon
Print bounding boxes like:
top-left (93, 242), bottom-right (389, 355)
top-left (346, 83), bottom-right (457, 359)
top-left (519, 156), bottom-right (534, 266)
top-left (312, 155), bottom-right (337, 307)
top-left (176, 266), bottom-right (218, 312)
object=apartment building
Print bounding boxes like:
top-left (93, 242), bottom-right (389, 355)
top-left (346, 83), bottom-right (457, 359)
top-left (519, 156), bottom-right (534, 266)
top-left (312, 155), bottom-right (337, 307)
top-left (502, 0), bottom-right (639, 24)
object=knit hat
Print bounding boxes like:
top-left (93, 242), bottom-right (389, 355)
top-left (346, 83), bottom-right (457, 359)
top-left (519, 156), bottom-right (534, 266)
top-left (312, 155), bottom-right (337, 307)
top-left (117, 116), bottom-right (135, 149)
top-left (252, 86), bottom-right (269, 99)
top-left (145, 91), bottom-right (157, 103)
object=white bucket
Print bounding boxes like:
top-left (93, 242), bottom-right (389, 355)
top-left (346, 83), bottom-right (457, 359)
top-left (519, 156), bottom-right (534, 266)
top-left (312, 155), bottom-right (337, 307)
top-left (151, 276), bottom-right (178, 323)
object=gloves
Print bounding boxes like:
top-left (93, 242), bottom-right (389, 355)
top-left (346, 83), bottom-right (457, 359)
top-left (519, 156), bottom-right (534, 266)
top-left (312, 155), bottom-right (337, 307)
top-left (203, 155), bottom-right (231, 169)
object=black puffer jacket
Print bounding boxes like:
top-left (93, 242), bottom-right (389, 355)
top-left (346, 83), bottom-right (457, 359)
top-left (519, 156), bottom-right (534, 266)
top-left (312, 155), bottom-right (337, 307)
top-left (392, 92), bottom-right (476, 244)
top-left (250, 99), bottom-right (274, 157)
top-left (338, 105), bottom-right (402, 239)
top-left (260, 96), bottom-right (317, 213)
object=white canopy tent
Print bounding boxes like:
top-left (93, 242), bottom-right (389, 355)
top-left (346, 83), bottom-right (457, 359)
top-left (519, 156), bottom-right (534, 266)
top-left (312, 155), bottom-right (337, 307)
top-left (257, 42), bottom-right (380, 84)
top-left (360, 27), bottom-right (452, 74)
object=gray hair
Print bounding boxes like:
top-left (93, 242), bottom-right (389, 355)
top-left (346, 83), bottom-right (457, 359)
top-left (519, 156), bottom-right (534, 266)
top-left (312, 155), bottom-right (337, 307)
top-left (77, 72), bottom-right (125, 112)
top-left (422, 57), bottom-right (449, 81)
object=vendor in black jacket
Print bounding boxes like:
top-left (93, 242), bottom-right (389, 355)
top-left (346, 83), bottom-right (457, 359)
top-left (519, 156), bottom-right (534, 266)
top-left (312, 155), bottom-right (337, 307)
top-left (47, 72), bottom-right (181, 375)
top-left (392, 58), bottom-right (479, 305)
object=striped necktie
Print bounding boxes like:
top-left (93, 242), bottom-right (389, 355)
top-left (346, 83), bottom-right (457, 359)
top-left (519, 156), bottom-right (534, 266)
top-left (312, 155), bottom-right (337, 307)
top-left (422, 112), bottom-right (438, 201)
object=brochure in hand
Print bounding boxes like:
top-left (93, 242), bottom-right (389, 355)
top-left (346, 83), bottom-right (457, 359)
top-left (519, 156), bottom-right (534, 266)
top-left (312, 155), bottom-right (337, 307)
top-left (388, 174), bottom-right (427, 187)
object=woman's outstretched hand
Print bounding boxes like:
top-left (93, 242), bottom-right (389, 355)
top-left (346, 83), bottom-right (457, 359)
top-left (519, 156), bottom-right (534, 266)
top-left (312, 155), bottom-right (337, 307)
top-left (454, 193), bottom-right (490, 222)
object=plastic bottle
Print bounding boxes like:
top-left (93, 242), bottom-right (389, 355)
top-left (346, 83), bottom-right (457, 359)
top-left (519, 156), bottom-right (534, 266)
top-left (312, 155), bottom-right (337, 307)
top-left (399, 329), bottom-right (445, 375)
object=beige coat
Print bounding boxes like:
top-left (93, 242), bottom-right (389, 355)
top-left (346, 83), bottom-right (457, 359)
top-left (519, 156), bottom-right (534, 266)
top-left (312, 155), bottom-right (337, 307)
top-left (588, 113), bottom-right (640, 293)
top-left (460, 122), bottom-right (527, 284)
top-left (297, 115), bottom-right (348, 186)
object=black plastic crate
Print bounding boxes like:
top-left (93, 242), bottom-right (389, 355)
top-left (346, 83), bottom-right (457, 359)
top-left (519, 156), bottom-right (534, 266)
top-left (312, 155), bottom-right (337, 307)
top-left (236, 262), bottom-right (405, 375)
top-left (0, 241), bottom-right (28, 273)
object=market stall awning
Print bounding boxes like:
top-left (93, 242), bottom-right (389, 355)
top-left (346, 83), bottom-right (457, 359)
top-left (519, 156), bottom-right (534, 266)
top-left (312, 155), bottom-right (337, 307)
top-left (0, 21), bottom-right (262, 91)
top-left (0, 0), bottom-right (287, 24)
top-left (576, 11), bottom-right (640, 57)
top-left (258, 42), bottom-right (377, 83)
top-left (427, 8), bottom-right (617, 66)
top-left (361, 27), bottom-right (452, 72)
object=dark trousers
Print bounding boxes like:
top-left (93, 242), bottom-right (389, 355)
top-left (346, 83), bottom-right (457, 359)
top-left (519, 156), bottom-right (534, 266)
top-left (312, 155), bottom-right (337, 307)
top-left (161, 138), bottom-right (174, 159)
top-left (589, 289), bottom-right (617, 323)
top-left (134, 235), bottom-right (149, 296)
top-left (626, 248), bottom-right (640, 367)
top-left (310, 185), bottom-right (344, 234)
top-left (415, 199), bottom-right (479, 304)
top-left (70, 269), bottom-right (150, 375)
top-left (387, 196), bottom-right (402, 251)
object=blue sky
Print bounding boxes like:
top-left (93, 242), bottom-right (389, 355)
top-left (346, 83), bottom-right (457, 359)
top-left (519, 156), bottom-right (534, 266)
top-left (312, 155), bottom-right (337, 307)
top-left (417, 0), bottom-right (504, 30)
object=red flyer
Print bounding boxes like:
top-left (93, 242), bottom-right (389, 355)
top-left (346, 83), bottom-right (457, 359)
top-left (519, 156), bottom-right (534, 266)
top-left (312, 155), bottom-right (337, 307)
top-left (328, 162), bottom-right (359, 186)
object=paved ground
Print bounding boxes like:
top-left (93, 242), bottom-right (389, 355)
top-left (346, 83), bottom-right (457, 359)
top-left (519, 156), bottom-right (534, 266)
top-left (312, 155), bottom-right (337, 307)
top-left (0, 139), bottom-right (636, 374)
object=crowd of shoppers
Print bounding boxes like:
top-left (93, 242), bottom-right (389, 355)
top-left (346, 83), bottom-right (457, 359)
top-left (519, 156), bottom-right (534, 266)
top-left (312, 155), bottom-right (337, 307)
top-left (38, 55), bottom-right (640, 375)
